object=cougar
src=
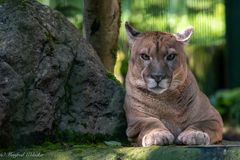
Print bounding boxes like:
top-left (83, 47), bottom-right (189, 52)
top-left (124, 22), bottom-right (223, 147)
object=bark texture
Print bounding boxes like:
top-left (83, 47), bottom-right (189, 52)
top-left (83, 0), bottom-right (120, 72)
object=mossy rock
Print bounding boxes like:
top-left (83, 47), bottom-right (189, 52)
top-left (1, 141), bottom-right (240, 160)
top-left (0, 0), bottom-right (126, 147)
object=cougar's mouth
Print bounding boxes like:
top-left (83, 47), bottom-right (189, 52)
top-left (146, 78), bottom-right (170, 94)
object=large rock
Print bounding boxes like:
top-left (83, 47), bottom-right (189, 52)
top-left (0, 0), bottom-right (126, 147)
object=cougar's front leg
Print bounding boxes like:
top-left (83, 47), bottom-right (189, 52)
top-left (177, 119), bottom-right (223, 145)
top-left (126, 116), bottom-right (174, 147)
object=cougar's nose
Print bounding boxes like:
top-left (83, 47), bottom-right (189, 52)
top-left (151, 73), bottom-right (166, 83)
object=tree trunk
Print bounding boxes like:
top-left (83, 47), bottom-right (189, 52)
top-left (83, 0), bottom-right (120, 72)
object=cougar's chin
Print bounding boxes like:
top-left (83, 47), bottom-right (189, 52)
top-left (148, 87), bottom-right (167, 94)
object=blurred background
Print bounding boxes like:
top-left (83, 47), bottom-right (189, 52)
top-left (38, 0), bottom-right (240, 140)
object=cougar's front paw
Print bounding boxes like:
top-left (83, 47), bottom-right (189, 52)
top-left (142, 129), bottom-right (174, 147)
top-left (177, 130), bottom-right (210, 145)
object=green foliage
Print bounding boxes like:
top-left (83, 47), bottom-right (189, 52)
top-left (120, 56), bottom-right (129, 79)
top-left (119, 0), bottom-right (225, 46)
top-left (211, 88), bottom-right (240, 126)
top-left (185, 45), bottom-right (225, 95)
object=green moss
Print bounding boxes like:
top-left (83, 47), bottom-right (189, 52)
top-left (2, 144), bottom-right (240, 160)
top-left (106, 72), bottom-right (122, 86)
top-left (40, 141), bottom-right (60, 150)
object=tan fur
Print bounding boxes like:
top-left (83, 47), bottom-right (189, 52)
top-left (124, 24), bottom-right (223, 146)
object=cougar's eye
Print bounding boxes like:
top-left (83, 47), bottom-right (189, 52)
top-left (166, 54), bottom-right (176, 61)
top-left (140, 53), bottom-right (150, 60)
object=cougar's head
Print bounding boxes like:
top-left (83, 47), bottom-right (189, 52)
top-left (125, 22), bottom-right (193, 94)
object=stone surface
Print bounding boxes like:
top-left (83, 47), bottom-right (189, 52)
top-left (1, 141), bottom-right (240, 160)
top-left (0, 0), bottom-right (126, 147)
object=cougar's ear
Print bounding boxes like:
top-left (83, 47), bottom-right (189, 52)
top-left (174, 26), bottom-right (194, 44)
top-left (125, 22), bottom-right (141, 47)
